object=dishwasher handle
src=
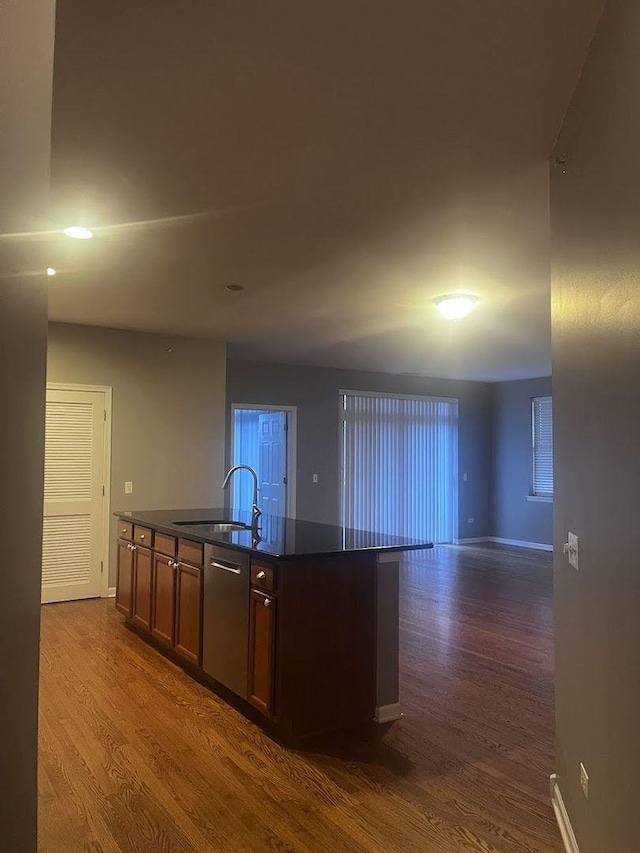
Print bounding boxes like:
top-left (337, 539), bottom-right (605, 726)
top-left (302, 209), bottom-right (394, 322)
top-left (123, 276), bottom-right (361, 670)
top-left (209, 558), bottom-right (242, 575)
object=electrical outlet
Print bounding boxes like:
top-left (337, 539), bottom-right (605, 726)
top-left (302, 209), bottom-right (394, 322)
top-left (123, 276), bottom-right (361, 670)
top-left (124, 481), bottom-right (133, 495)
top-left (312, 474), bottom-right (319, 483)
top-left (463, 472), bottom-right (468, 482)
top-left (467, 517), bottom-right (475, 524)
top-left (580, 763), bottom-right (589, 799)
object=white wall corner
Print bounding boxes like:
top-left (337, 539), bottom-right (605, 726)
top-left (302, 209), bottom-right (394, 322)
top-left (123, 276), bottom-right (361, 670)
top-left (550, 775), bottom-right (581, 853)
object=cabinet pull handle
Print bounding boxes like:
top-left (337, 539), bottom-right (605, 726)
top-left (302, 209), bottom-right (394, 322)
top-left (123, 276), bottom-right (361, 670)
top-left (210, 560), bottom-right (241, 575)
top-left (122, 528), bottom-right (127, 535)
top-left (256, 570), bottom-right (266, 580)
top-left (263, 598), bottom-right (272, 608)
top-left (140, 534), bottom-right (145, 540)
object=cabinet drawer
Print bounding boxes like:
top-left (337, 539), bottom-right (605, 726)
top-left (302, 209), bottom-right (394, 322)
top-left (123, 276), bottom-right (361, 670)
top-left (154, 532), bottom-right (176, 557)
top-left (178, 538), bottom-right (204, 567)
top-left (134, 525), bottom-right (153, 547)
top-left (118, 521), bottom-right (133, 542)
top-left (251, 561), bottom-right (276, 592)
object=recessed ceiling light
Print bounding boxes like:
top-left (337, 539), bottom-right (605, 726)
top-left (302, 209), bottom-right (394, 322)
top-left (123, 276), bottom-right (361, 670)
top-left (46, 267), bottom-right (56, 276)
top-left (225, 284), bottom-right (245, 292)
top-left (63, 225), bottom-right (93, 239)
top-left (433, 293), bottom-right (479, 320)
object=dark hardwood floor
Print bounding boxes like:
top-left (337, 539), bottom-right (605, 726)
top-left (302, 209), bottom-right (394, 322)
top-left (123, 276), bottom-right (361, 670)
top-left (38, 544), bottom-right (560, 853)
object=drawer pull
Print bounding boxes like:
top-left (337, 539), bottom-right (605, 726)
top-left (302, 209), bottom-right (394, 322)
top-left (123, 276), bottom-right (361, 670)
top-left (256, 570), bottom-right (266, 580)
top-left (210, 560), bottom-right (241, 575)
top-left (122, 528), bottom-right (127, 535)
top-left (139, 534), bottom-right (145, 540)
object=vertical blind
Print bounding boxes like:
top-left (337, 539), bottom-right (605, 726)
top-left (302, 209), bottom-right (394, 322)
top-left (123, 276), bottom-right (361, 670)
top-left (341, 391), bottom-right (458, 545)
top-left (532, 396), bottom-right (553, 497)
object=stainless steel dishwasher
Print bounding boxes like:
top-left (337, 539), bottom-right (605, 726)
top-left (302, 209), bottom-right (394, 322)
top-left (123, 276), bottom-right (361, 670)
top-left (202, 544), bottom-right (250, 699)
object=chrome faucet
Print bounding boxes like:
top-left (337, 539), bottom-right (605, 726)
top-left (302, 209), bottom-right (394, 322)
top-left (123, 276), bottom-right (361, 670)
top-left (222, 464), bottom-right (262, 529)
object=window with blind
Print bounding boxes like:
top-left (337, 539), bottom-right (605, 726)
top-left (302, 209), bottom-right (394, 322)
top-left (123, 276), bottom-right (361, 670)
top-left (340, 391), bottom-right (458, 545)
top-left (531, 396), bottom-right (553, 498)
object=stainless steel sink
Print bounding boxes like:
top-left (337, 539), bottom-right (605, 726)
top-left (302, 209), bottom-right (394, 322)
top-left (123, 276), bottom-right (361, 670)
top-left (172, 520), bottom-right (250, 533)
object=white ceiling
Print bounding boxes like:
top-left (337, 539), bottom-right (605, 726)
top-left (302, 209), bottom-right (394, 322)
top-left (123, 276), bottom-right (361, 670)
top-left (44, 0), bottom-right (605, 381)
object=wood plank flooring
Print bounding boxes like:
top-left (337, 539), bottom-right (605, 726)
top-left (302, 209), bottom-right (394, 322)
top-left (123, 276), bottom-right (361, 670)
top-left (38, 544), bottom-right (561, 853)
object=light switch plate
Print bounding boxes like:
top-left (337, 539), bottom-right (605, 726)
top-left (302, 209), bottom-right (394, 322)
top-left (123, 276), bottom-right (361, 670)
top-left (312, 474), bottom-right (319, 484)
top-left (124, 481), bottom-right (133, 495)
top-left (568, 531), bottom-right (579, 570)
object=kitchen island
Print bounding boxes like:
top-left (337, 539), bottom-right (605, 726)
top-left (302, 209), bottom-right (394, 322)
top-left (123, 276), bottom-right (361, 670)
top-left (114, 508), bottom-right (433, 738)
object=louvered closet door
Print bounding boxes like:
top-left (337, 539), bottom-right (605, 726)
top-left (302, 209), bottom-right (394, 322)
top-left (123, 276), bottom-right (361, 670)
top-left (42, 389), bottom-right (106, 603)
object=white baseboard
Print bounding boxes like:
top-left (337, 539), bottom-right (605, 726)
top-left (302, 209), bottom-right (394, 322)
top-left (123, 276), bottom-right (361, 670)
top-left (107, 587), bottom-right (116, 598)
top-left (550, 775), bottom-right (580, 853)
top-left (374, 702), bottom-right (403, 724)
top-left (489, 537), bottom-right (553, 552)
top-left (453, 537), bottom-right (553, 551)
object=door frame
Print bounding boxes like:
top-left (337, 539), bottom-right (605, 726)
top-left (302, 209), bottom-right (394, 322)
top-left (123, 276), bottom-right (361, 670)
top-left (230, 403), bottom-right (297, 519)
top-left (46, 383), bottom-right (113, 598)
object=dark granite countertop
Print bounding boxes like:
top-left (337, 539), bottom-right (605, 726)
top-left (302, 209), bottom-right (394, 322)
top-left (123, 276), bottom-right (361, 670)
top-left (114, 507), bottom-right (434, 561)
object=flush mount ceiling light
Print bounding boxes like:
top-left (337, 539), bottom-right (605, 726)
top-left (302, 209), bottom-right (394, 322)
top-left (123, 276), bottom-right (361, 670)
top-left (63, 225), bottom-right (93, 239)
top-left (225, 284), bottom-right (245, 292)
top-left (46, 267), bottom-right (56, 276)
top-left (433, 293), bottom-right (479, 320)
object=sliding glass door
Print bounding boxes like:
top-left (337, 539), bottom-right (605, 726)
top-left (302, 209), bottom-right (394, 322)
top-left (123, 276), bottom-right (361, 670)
top-left (340, 391), bottom-right (458, 545)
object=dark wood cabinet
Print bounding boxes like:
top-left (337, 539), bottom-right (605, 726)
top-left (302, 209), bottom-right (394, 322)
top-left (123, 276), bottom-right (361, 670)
top-left (115, 539), bottom-right (134, 616)
top-left (175, 562), bottom-right (202, 665)
top-left (132, 546), bottom-right (153, 631)
top-left (151, 553), bottom-right (176, 645)
top-left (114, 515), bottom-right (383, 738)
top-left (249, 589), bottom-right (276, 716)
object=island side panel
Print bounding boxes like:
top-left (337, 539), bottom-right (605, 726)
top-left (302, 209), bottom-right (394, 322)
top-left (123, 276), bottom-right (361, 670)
top-left (276, 552), bottom-right (376, 738)
top-left (375, 553), bottom-right (402, 722)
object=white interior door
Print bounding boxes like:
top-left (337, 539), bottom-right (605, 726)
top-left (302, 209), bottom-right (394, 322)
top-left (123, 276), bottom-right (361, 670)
top-left (42, 387), bottom-right (107, 604)
top-left (258, 411), bottom-right (287, 517)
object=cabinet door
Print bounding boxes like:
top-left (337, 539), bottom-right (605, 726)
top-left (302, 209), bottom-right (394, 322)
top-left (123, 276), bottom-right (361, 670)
top-left (175, 562), bottom-right (202, 665)
top-left (151, 553), bottom-right (176, 645)
top-left (132, 546), bottom-right (153, 631)
top-left (115, 539), bottom-right (134, 616)
top-left (249, 590), bottom-right (276, 716)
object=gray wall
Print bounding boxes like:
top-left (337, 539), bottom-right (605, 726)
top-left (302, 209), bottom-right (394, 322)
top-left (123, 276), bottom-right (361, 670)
top-left (0, 287), bottom-right (48, 851)
top-left (491, 377), bottom-right (553, 545)
top-left (226, 359), bottom-right (492, 539)
top-left (551, 0), bottom-right (640, 850)
top-left (47, 324), bottom-right (227, 585)
top-left (0, 0), bottom-right (55, 848)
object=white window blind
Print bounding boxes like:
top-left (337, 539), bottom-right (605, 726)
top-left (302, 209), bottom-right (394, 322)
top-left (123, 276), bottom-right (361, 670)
top-left (532, 396), bottom-right (553, 498)
top-left (341, 391), bottom-right (458, 545)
